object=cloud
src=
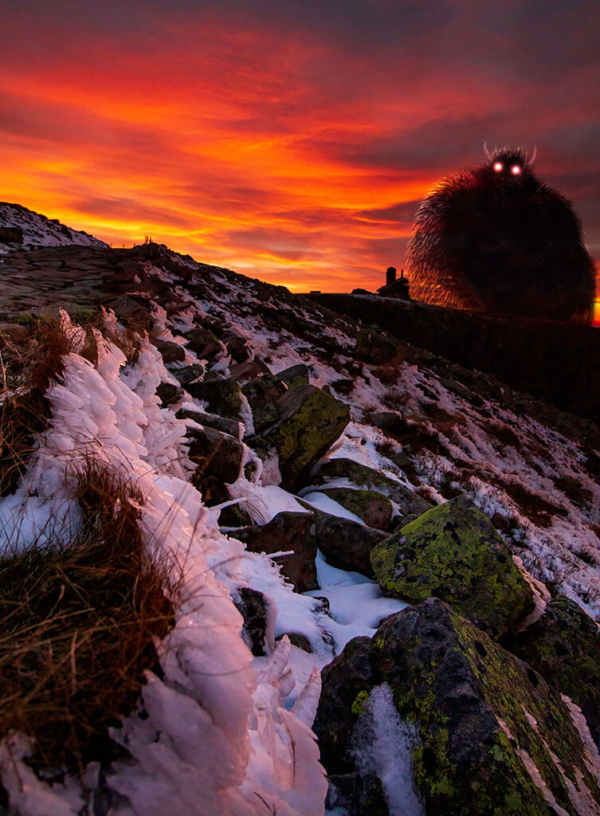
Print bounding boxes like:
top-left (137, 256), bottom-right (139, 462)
top-left (0, 0), bottom-right (597, 294)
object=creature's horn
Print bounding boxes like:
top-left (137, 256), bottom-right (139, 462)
top-left (483, 142), bottom-right (493, 161)
top-left (526, 145), bottom-right (537, 167)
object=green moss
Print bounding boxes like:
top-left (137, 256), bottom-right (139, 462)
top-left (370, 498), bottom-right (534, 638)
top-left (351, 690), bottom-right (370, 716)
top-left (507, 595), bottom-right (600, 742)
top-left (451, 609), bottom-right (600, 815)
top-left (266, 387), bottom-right (349, 488)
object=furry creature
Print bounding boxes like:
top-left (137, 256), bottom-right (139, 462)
top-left (406, 146), bottom-right (596, 322)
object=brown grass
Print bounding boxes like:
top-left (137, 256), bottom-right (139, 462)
top-left (0, 318), bottom-right (74, 496)
top-left (0, 315), bottom-right (142, 497)
top-left (0, 457), bottom-right (175, 774)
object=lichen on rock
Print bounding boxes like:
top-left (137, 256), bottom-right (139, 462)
top-left (370, 496), bottom-right (535, 638)
top-left (315, 598), bottom-right (600, 816)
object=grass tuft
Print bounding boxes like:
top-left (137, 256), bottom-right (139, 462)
top-left (0, 457), bottom-right (176, 774)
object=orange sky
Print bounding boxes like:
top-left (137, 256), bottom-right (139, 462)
top-left (0, 2), bottom-right (599, 309)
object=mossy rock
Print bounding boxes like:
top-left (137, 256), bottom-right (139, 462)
top-left (277, 363), bottom-right (310, 388)
top-left (506, 594), bottom-right (600, 748)
top-left (251, 385), bottom-right (350, 490)
top-left (241, 373), bottom-right (287, 431)
top-left (314, 457), bottom-right (431, 519)
top-left (315, 598), bottom-right (600, 816)
top-left (370, 496), bottom-right (534, 638)
top-left (355, 327), bottom-right (402, 364)
top-left (185, 377), bottom-right (243, 419)
top-left (315, 487), bottom-right (394, 531)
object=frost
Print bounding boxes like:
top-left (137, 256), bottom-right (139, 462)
top-left (350, 683), bottom-right (424, 816)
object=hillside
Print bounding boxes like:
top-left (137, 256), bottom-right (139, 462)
top-left (0, 208), bottom-right (599, 815)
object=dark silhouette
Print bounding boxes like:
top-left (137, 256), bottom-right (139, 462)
top-left (406, 146), bottom-right (596, 322)
top-left (377, 266), bottom-right (411, 300)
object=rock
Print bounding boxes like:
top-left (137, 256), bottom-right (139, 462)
top-left (172, 363), bottom-right (204, 385)
top-left (314, 513), bottom-right (387, 576)
top-left (223, 331), bottom-right (251, 363)
top-left (277, 364), bottom-right (310, 388)
top-left (241, 373), bottom-right (287, 431)
top-left (230, 359), bottom-right (270, 383)
top-left (0, 226), bottom-right (24, 244)
top-left (154, 338), bottom-right (186, 364)
top-left (184, 327), bottom-right (223, 359)
top-left (277, 632), bottom-right (313, 653)
top-left (506, 595), bottom-right (600, 748)
top-left (314, 487), bottom-right (394, 530)
top-left (370, 497), bottom-right (535, 639)
top-left (177, 408), bottom-right (242, 439)
top-left (0, 322), bottom-right (31, 346)
top-left (186, 425), bottom-right (244, 485)
top-left (156, 382), bottom-right (184, 407)
top-left (233, 512), bottom-right (319, 592)
top-left (315, 598), bottom-right (600, 816)
top-left (218, 503), bottom-right (253, 528)
top-left (326, 773), bottom-right (387, 816)
top-left (185, 377), bottom-right (243, 419)
top-left (313, 457), bottom-right (431, 519)
top-left (330, 378), bottom-right (354, 395)
top-left (102, 294), bottom-right (152, 329)
top-left (251, 385), bottom-right (350, 490)
top-left (355, 327), bottom-right (402, 364)
top-left (234, 587), bottom-right (271, 656)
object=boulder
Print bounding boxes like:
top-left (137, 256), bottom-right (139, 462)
top-left (277, 364), bottom-right (310, 388)
top-left (156, 382), bottom-right (184, 407)
top-left (102, 294), bottom-right (152, 329)
top-left (185, 377), bottom-right (243, 419)
top-left (313, 487), bottom-right (393, 531)
top-left (313, 513), bottom-right (387, 576)
top-left (154, 338), bottom-right (186, 364)
top-left (0, 322), bottom-right (31, 346)
top-left (218, 503), bottom-right (253, 528)
top-left (313, 457), bottom-right (431, 519)
top-left (241, 373), bottom-right (287, 431)
top-left (230, 359), bottom-right (270, 383)
top-left (234, 587), bottom-right (271, 657)
top-left (507, 595), bottom-right (600, 748)
top-left (355, 327), bottom-right (402, 364)
top-left (186, 425), bottom-right (244, 486)
top-left (233, 512), bottom-right (319, 592)
top-left (370, 497), bottom-right (535, 639)
top-left (315, 598), bottom-right (600, 816)
top-left (172, 363), bottom-right (204, 385)
top-left (223, 331), bottom-right (251, 363)
top-left (251, 385), bottom-right (350, 490)
top-left (0, 226), bottom-right (24, 244)
top-left (184, 327), bottom-right (223, 359)
top-left (177, 408), bottom-right (242, 439)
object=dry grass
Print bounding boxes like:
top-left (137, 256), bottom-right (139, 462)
top-left (0, 315), bottom-right (142, 497)
top-left (0, 318), bottom-right (74, 496)
top-left (0, 457), bottom-right (175, 774)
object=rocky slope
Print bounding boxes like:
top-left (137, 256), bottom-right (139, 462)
top-left (0, 207), bottom-right (599, 815)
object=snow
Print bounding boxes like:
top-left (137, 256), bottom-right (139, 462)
top-left (0, 202), bottom-right (108, 253)
top-left (3, 226), bottom-right (600, 813)
top-left (307, 551), bottom-right (409, 655)
top-left (301, 491), bottom-right (366, 524)
top-left (349, 684), bottom-right (424, 816)
top-left (0, 318), bottom-right (328, 816)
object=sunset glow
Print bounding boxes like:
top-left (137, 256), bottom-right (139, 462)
top-left (1, 1), bottom-right (598, 302)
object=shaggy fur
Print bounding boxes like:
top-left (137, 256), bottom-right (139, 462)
top-left (406, 147), bottom-right (596, 322)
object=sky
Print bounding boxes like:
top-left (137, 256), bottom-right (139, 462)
top-left (0, 0), bottom-right (599, 296)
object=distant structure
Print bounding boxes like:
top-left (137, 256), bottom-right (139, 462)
top-left (377, 266), bottom-right (411, 300)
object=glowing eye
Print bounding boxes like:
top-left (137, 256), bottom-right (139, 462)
top-left (511, 165), bottom-right (521, 174)
top-left (494, 162), bottom-right (503, 172)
